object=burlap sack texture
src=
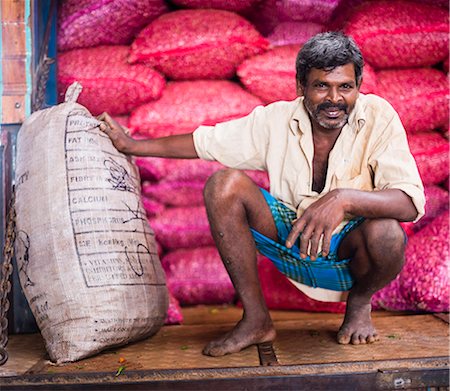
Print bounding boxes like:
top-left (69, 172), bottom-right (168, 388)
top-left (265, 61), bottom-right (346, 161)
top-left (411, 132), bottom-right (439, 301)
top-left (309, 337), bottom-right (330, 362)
top-left (14, 82), bottom-right (168, 363)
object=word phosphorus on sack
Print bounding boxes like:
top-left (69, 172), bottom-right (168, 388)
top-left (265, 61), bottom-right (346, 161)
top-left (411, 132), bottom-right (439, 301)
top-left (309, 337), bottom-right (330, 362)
top-left (14, 83), bottom-right (168, 363)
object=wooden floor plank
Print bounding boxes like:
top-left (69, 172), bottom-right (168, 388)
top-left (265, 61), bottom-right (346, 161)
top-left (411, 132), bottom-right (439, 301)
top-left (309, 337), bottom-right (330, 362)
top-left (1, 306), bottom-right (447, 379)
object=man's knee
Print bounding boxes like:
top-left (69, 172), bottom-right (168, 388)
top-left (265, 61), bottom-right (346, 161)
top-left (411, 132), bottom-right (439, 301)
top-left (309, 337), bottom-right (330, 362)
top-left (203, 168), bottom-right (247, 203)
top-left (361, 218), bottom-right (405, 269)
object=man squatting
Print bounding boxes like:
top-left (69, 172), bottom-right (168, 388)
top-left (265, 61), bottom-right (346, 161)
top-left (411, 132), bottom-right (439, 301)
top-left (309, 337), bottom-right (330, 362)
top-left (99, 32), bottom-right (425, 357)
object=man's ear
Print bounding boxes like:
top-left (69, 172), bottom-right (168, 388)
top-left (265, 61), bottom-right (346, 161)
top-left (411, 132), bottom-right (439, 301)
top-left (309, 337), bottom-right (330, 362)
top-left (296, 81), bottom-right (305, 97)
top-left (356, 77), bottom-right (362, 91)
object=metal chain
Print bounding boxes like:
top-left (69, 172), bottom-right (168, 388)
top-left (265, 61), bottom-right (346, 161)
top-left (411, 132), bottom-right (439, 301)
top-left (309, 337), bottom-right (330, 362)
top-left (0, 186), bottom-right (16, 366)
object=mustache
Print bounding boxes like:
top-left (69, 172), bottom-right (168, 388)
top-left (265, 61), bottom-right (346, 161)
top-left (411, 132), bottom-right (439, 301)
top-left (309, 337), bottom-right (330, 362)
top-left (317, 101), bottom-right (348, 112)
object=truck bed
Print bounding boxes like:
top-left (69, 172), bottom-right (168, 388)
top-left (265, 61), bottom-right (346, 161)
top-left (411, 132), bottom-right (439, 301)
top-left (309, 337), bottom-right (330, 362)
top-left (0, 306), bottom-right (448, 390)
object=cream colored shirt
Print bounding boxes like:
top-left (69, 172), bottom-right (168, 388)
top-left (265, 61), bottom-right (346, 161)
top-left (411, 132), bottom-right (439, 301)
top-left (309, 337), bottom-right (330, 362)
top-left (193, 94), bottom-right (425, 223)
top-left (193, 94), bottom-right (425, 302)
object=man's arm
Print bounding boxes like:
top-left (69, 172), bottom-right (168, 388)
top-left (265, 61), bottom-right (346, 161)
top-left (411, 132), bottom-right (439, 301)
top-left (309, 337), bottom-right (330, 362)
top-left (98, 112), bottom-right (199, 159)
top-left (286, 188), bottom-right (418, 260)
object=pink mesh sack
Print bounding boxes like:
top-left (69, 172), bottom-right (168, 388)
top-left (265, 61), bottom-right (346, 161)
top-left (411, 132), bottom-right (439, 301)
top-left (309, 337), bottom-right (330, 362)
top-left (162, 247), bottom-right (236, 305)
top-left (345, 1), bottom-right (449, 69)
top-left (400, 185), bottom-right (449, 237)
top-left (142, 170), bottom-right (269, 207)
top-left (373, 211), bottom-right (449, 313)
top-left (135, 157), bottom-right (223, 182)
top-left (58, 46), bottom-right (165, 116)
top-left (267, 22), bottom-right (324, 47)
top-left (257, 257), bottom-right (346, 312)
top-left (400, 211), bottom-right (449, 312)
top-left (169, 0), bottom-right (260, 12)
top-left (277, 0), bottom-right (342, 24)
top-left (129, 80), bottom-right (263, 137)
top-left (151, 206), bottom-right (214, 250)
top-left (129, 9), bottom-right (269, 80)
top-left (58, 0), bottom-right (168, 51)
top-left (408, 132), bottom-right (449, 186)
top-left (164, 291), bottom-right (184, 325)
top-left (142, 180), bottom-right (206, 207)
top-left (360, 63), bottom-right (377, 95)
top-left (238, 45), bottom-right (301, 104)
top-left (142, 195), bottom-right (165, 217)
top-left (376, 68), bottom-right (449, 134)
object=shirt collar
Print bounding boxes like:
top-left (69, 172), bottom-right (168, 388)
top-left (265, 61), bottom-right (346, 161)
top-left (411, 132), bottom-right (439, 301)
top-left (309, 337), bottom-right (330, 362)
top-left (290, 94), bottom-right (367, 135)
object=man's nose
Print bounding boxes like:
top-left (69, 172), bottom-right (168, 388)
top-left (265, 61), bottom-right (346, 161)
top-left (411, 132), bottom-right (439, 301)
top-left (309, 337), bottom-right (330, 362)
top-left (326, 87), bottom-right (342, 103)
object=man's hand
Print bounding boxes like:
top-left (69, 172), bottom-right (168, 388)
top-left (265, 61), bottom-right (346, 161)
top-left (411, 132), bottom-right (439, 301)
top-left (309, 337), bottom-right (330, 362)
top-left (97, 112), bottom-right (135, 154)
top-left (286, 189), bottom-right (346, 260)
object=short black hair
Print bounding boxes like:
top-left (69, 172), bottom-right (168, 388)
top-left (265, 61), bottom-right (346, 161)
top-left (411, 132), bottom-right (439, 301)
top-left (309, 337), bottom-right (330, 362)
top-left (296, 31), bottom-right (364, 87)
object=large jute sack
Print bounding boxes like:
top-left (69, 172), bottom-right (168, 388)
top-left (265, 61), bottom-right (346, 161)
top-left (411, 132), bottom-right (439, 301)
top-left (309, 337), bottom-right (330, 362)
top-left (169, 0), bottom-right (260, 12)
top-left (376, 69), bottom-right (449, 134)
top-left (408, 132), bottom-right (449, 186)
top-left (58, 0), bottom-right (168, 51)
top-left (344, 1), bottom-right (449, 69)
top-left (58, 46), bottom-right (165, 116)
top-left (128, 9), bottom-right (269, 80)
top-left (14, 84), bottom-right (168, 363)
top-left (129, 80), bottom-right (263, 137)
top-left (151, 206), bottom-right (214, 250)
top-left (162, 247), bottom-right (236, 305)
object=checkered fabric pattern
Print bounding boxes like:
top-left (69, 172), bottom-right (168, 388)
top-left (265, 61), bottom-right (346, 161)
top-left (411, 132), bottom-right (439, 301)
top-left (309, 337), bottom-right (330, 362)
top-left (251, 189), bottom-right (364, 291)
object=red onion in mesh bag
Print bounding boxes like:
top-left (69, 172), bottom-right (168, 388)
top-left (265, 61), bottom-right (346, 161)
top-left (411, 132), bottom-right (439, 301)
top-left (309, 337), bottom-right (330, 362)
top-left (376, 68), bottom-right (449, 134)
top-left (257, 256), bottom-right (346, 312)
top-left (135, 157), bottom-right (224, 182)
top-left (141, 195), bottom-right (165, 217)
top-left (164, 290), bottom-right (184, 325)
top-left (360, 63), bottom-right (378, 95)
top-left (278, 0), bottom-right (342, 25)
top-left (267, 22), bottom-right (324, 47)
top-left (162, 247), bottom-right (236, 305)
top-left (129, 9), bottom-right (269, 80)
top-left (408, 132), bottom-right (449, 186)
top-left (58, 0), bottom-right (168, 51)
top-left (238, 45), bottom-right (301, 104)
top-left (371, 274), bottom-right (411, 311)
top-left (400, 185), bottom-right (449, 237)
top-left (58, 46), bottom-right (165, 116)
top-left (129, 80), bottom-right (263, 137)
top-left (344, 1), bottom-right (449, 69)
top-left (151, 206), bottom-right (214, 250)
top-left (169, 0), bottom-right (260, 12)
top-left (373, 211), bottom-right (449, 313)
top-left (246, 0), bottom-right (290, 36)
top-left (142, 170), bottom-right (269, 207)
top-left (143, 180), bottom-right (206, 207)
top-left (400, 211), bottom-right (449, 312)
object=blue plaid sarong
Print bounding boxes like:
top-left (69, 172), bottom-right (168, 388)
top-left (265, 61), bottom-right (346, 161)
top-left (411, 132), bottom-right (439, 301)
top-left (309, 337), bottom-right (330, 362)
top-left (251, 188), bottom-right (364, 291)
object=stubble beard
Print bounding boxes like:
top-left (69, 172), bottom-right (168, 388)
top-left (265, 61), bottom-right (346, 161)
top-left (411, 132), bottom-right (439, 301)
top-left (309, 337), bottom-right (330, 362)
top-left (304, 98), bottom-right (349, 130)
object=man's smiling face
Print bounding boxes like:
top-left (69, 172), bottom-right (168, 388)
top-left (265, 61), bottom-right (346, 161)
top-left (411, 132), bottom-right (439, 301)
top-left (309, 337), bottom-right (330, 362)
top-left (300, 63), bottom-right (360, 131)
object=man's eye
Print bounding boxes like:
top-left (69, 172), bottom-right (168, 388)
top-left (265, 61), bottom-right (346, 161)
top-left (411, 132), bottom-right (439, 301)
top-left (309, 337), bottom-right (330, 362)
top-left (341, 84), bottom-right (353, 89)
top-left (315, 83), bottom-right (326, 89)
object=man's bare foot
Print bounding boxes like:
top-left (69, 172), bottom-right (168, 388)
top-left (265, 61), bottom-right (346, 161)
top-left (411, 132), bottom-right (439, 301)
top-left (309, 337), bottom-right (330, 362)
top-left (203, 317), bottom-right (276, 357)
top-left (337, 300), bottom-right (379, 345)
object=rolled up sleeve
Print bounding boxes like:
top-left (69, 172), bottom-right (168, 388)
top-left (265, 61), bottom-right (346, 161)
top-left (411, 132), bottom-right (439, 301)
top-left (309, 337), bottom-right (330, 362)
top-left (192, 105), bottom-right (268, 170)
top-left (370, 112), bottom-right (425, 222)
